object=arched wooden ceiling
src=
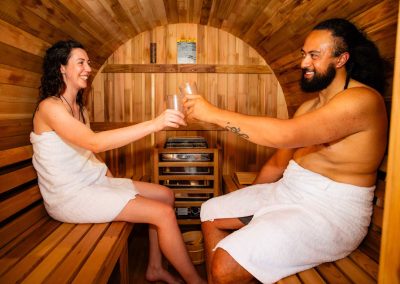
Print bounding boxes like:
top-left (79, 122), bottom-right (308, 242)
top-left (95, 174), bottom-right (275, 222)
top-left (0, 0), bottom-right (398, 115)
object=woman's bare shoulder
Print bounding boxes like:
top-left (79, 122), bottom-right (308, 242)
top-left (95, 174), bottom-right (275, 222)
top-left (37, 96), bottom-right (63, 111)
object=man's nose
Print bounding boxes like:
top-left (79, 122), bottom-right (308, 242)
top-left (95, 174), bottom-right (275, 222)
top-left (301, 56), bottom-right (311, 69)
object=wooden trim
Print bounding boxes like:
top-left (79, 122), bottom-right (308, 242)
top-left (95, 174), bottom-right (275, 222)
top-left (0, 184), bottom-right (41, 222)
top-left (91, 121), bottom-right (224, 131)
top-left (379, 8), bottom-right (400, 283)
top-left (102, 64), bottom-right (272, 74)
top-left (0, 145), bottom-right (33, 167)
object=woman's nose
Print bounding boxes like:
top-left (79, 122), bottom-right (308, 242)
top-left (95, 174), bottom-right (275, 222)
top-left (85, 63), bottom-right (92, 72)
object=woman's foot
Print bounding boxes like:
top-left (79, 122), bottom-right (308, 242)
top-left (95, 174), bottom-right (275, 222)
top-left (145, 266), bottom-right (183, 284)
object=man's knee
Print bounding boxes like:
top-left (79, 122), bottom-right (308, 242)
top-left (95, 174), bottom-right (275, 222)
top-left (211, 249), bottom-right (235, 283)
top-left (201, 220), bottom-right (215, 232)
top-left (211, 248), bottom-right (254, 284)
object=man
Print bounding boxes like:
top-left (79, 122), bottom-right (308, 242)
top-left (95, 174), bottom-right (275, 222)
top-left (184, 18), bottom-right (387, 283)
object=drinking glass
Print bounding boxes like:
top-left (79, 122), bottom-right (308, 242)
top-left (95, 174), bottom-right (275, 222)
top-left (179, 81), bottom-right (198, 96)
top-left (166, 93), bottom-right (184, 112)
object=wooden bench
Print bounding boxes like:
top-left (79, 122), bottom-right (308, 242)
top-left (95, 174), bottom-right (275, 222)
top-left (0, 145), bottom-right (139, 283)
top-left (222, 158), bottom-right (387, 283)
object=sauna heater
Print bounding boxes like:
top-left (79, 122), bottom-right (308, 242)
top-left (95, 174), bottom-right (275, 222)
top-left (161, 136), bottom-right (213, 219)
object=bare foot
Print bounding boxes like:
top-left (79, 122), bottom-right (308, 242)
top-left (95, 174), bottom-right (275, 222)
top-left (145, 266), bottom-right (183, 284)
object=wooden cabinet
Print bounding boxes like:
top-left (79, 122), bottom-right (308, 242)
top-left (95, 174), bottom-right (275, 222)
top-left (153, 148), bottom-right (220, 225)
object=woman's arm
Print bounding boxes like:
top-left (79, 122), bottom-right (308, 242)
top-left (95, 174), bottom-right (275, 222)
top-left (36, 98), bottom-right (186, 153)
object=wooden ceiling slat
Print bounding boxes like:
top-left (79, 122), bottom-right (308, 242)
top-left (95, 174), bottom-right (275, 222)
top-left (226, 0), bottom-right (269, 39)
top-left (164, 0), bottom-right (179, 24)
top-left (104, 0), bottom-right (141, 38)
top-left (0, 42), bottom-right (42, 73)
top-left (0, 19), bottom-right (50, 57)
top-left (199, 0), bottom-right (213, 25)
top-left (148, 0), bottom-right (169, 27)
top-left (58, 0), bottom-right (123, 53)
top-left (23, 0), bottom-right (108, 63)
top-left (0, 64), bottom-right (41, 89)
top-left (0, 0), bottom-right (71, 47)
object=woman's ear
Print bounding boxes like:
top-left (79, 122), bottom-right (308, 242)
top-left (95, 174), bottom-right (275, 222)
top-left (336, 52), bottom-right (349, 68)
top-left (60, 65), bottom-right (66, 74)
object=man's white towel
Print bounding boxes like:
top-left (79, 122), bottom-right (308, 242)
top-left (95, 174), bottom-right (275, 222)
top-left (200, 160), bottom-right (375, 283)
top-left (30, 131), bottom-right (138, 223)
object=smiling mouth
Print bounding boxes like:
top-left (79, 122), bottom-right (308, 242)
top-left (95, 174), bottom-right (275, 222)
top-left (302, 69), bottom-right (314, 79)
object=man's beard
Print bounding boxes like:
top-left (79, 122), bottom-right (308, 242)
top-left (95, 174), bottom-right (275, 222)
top-left (300, 63), bottom-right (336, 92)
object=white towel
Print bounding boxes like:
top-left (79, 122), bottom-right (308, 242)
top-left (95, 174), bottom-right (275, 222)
top-left (30, 131), bottom-right (138, 223)
top-left (200, 160), bottom-right (375, 283)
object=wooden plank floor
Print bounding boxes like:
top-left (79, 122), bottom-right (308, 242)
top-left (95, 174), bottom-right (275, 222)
top-left (108, 224), bottom-right (207, 283)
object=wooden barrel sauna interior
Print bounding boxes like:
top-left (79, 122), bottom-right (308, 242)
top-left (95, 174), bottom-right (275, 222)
top-left (0, 1), bottom-right (399, 282)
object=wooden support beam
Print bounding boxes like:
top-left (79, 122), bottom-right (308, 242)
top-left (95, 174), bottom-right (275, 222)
top-left (90, 121), bottom-right (224, 131)
top-left (102, 64), bottom-right (272, 74)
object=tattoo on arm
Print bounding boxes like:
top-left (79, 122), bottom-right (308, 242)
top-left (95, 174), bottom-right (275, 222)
top-left (225, 122), bottom-right (249, 139)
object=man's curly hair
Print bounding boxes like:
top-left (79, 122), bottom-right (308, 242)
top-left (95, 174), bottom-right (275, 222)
top-left (313, 18), bottom-right (386, 94)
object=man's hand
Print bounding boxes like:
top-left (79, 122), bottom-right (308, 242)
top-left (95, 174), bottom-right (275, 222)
top-left (183, 94), bottom-right (219, 123)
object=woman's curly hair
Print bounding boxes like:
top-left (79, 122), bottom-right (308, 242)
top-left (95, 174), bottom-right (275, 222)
top-left (313, 18), bottom-right (386, 94)
top-left (36, 40), bottom-right (86, 123)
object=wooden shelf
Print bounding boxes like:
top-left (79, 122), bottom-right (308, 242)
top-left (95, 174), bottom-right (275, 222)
top-left (173, 188), bottom-right (214, 194)
top-left (158, 161), bottom-right (214, 167)
top-left (102, 64), bottom-right (272, 74)
top-left (177, 219), bottom-right (201, 225)
top-left (158, 175), bottom-right (215, 180)
top-left (175, 200), bottom-right (204, 207)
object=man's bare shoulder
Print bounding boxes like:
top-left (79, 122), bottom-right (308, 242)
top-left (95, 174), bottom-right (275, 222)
top-left (334, 85), bottom-right (385, 112)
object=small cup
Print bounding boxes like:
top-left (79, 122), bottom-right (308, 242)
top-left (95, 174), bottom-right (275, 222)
top-left (166, 93), bottom-right (184, 112)
top-left (179, 81), bottom-right (198, 96)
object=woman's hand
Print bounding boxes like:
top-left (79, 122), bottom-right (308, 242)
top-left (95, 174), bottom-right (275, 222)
top-left (183, 94), bottom-right (219, 123)
top-left (152, 109), bottom-right (186, 132)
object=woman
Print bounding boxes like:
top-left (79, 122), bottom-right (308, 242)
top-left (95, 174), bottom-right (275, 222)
top-left (31, 40), bottom-right (205, 284)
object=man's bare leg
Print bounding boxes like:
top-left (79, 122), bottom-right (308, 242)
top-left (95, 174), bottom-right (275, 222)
top-left (201, 218), bottom-right (246, 284)
top-left (212, 248), bottom-right (256, 284)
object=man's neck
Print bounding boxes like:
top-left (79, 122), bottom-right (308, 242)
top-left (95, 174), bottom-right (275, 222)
top-left (318, 70), bottom-right (348, 105)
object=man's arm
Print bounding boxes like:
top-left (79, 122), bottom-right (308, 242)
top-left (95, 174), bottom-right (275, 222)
top-left (253, 148), bottom-right (296, 184)
top-left (184, 87), bottom-right (381, 149)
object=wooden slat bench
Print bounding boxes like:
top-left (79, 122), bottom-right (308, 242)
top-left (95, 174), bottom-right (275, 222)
top-left (222, 158), bottom-right (387, 284)
top-left (0, 145), bottom-right (139, 284)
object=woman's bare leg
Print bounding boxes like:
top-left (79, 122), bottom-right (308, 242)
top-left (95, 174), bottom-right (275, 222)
top-left (115, 182), bottom-right (205, 284)
top-left (132, 181), bottom-right (178, 282)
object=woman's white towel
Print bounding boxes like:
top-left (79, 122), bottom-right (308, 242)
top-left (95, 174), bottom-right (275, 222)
top-left (30, 131), bottom-right (138, 223)
top-left (200, 160), bottom-right (374, 283)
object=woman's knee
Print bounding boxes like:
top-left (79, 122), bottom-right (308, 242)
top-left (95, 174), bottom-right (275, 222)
top-left (157, 184), bottom-right (175, 206)
top-left (153, 203), bottom-right (176, 226)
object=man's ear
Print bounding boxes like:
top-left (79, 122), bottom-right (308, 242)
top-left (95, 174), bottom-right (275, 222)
top-left (336, 52), bottom-right (349, 68)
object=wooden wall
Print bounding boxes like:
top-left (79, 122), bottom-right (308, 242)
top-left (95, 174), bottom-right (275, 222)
top-left (1, 0), bottom-right (397, 150)
top-left (0, 1), bottom-right (399, 280)
top-left (379, 8), bottom-right (400, 284)
top-left (88, 24), bottom-right (288, 178)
